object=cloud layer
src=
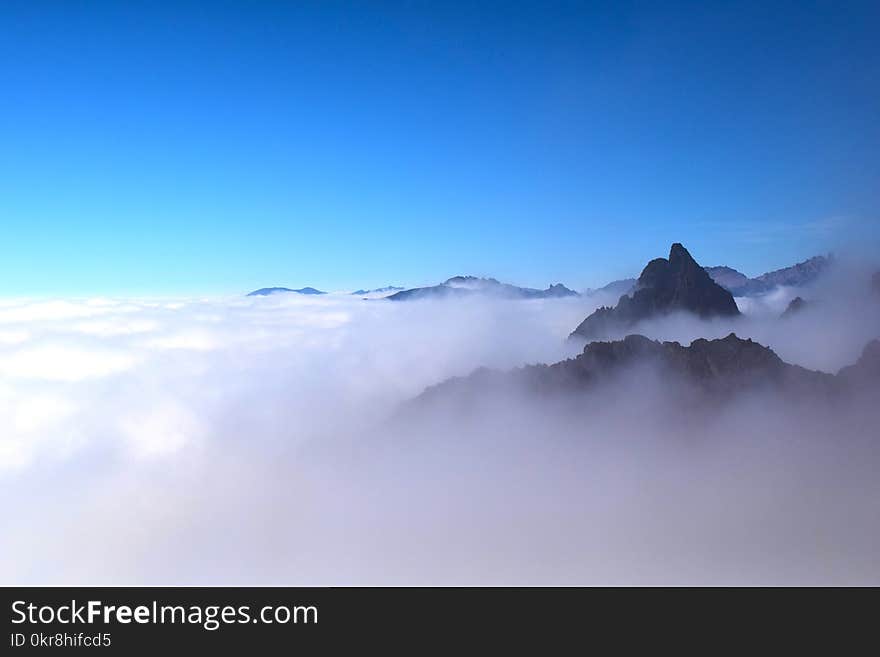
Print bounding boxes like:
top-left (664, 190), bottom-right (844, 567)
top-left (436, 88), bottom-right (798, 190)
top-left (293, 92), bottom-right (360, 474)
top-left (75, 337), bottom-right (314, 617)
top-left (1, 275), bottom-right (878, 584)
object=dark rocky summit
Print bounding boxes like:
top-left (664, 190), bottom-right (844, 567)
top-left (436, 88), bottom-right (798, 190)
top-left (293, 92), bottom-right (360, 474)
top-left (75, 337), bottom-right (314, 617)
top-left (387, 276), bottom-right (579, 301)
top-left (550, 333), bottom-right (832, 396)
top-left (247, 286), bottom-right (326, 296)
top-left (570, 243), bottom-right (739, 340)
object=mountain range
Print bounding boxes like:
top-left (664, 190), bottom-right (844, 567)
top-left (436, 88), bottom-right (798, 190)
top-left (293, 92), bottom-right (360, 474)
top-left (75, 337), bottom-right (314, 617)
top-left (704, 255), bottom-right (830, 297)
top-left (386, 276), bottom-right (579, 301)
top-left (247, 286), bottom-right (326, 296)
top-left (246, 252), bottom-right (833, 301)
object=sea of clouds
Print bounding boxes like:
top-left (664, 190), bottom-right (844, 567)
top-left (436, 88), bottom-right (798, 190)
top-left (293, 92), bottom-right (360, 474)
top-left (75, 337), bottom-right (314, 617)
top-left (1, 273), bottom-right (878, 584)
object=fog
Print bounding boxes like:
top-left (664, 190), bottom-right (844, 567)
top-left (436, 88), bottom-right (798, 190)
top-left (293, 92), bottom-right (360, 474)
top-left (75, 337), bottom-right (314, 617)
top-left (1, 272), bottom-right (878, 585)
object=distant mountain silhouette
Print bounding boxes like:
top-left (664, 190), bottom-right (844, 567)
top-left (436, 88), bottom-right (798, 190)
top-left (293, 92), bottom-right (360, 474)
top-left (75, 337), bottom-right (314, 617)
top-left (780, 296), bottom-right (808, 318)
top-left (387, 277), bottom-right (579, 301)
top-left (247, 286), bottom-right (326, 296)
top-left (351, 286), bottom-right (404, 296)
top-left (755, 255), bottom-right (830, 287)
top-left (703, 266), bottom-right (771, 296)
top-left (571, 243), bottom-right (739, 340)
top-left (584, 278), bottom-right (637, 298)
top-left (705, 256), bottom-right (831, 297)
top-left (837, 339), bottom-right (880, 387)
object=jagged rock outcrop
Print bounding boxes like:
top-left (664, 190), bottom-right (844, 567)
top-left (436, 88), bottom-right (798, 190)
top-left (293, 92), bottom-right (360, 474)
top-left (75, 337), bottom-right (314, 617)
top-left (546, 333), bottom-right (834, 398)
top-left (570, 243), bottom-right (739, 340)
top-left (544, 283), bottom-right (579, 298)
top-left (572, 333), bottom-right (786, 384)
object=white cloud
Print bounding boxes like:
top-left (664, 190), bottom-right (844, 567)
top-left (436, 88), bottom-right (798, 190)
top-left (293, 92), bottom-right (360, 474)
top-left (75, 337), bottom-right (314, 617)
top-left (0, 388), bottom-right (78, 469)
top-left (0, 279), bottom-right (877, 585)
top-left (0, 329), bottom-right (30, 345)
top-left (0, 344), bottom-right (139, 382)
top-left (145, 331), bottom-right (220, 351)
top-left (0, 300), bottom-right (121, 323)
top-left (120, 402), bottom-right (203, 458)
top-left (71, 318), bottom-right (159, 337)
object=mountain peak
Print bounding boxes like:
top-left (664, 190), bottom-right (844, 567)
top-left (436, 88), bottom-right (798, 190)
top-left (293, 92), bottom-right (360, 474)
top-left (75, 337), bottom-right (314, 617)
top-left (545, 283), bottom-right (577, 297)
top-left (781, 296), bottom-right (808, 318)
top-left (668, 242), bottom-right (690, 261)
top-left (571, 243), bottom-right (739, 340)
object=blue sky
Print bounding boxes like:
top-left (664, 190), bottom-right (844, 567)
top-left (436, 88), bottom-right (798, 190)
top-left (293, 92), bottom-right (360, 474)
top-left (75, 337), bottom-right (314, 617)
top-left (1, 1), bottom-right (878, 295)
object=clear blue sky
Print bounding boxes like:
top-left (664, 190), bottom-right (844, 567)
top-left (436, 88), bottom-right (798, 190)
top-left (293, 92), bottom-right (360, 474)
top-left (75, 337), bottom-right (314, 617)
top-left (1, 1), bottom-right (878, 295)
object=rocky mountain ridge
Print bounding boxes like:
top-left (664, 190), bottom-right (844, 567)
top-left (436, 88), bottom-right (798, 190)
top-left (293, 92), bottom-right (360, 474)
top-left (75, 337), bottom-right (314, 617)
top-left (413, 333), bottom-right (879, 411)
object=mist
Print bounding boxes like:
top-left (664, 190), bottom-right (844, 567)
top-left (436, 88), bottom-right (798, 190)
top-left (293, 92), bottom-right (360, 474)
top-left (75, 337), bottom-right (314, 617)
top-left (1, 268), bottom-right (878, 585)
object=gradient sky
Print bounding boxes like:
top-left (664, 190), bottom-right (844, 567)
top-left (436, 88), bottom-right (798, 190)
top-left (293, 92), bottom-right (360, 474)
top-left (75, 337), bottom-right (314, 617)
top-left (1, 1), bottom-right (878, 295)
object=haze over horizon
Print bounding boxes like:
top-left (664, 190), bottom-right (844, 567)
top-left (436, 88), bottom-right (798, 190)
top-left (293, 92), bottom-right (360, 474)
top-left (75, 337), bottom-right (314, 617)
top-left (2, 1), bottom-right (879, 296)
